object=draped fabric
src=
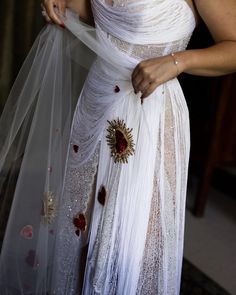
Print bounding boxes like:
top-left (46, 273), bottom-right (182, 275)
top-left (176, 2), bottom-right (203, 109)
top-left (0, 0), bottom-right (43, 248)
top-left (0, 1), bottom-right (196, 294)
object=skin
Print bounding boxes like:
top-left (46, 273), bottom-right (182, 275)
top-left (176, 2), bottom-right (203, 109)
top-left (42, 0), bottom-right (236, 101)
top-left (41, 0), bottom-right (94, 25)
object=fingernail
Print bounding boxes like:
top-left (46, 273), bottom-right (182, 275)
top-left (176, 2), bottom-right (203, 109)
top-left (59, 24), bottom-right (65, 29)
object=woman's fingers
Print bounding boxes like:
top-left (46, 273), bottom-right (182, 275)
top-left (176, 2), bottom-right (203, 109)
top-left (132, 61), bottom-right (147, 83)
top-left (47, 1), bottom-right (63, 25)
top-left (132, 75), bottom-right (144, 93)
top-left (41, 4), bottom-right (52, 23)
top-left (135, 79), bottom-right (151, 94)
top-left (132, 55), bottom-right (179, 102)
top-left (42, 0), bottom-right (64, 25)
top-left (57, 0), bottom-right (66, 16)
top-left (141, 82), bottom-right (158, 99)
top-left (132, 64), bottom-right (155, 94)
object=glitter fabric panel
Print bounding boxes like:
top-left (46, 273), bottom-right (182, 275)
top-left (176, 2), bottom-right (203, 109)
top-left (136, 171), bottom-right (165, 295)
top-left (88, 166), bottom-right (122, 293)
top-left (108, 34), bottom-right (191, 60)
top-left (136, 87), bottom-right (190, 295)
top-left (52, 145), bottom-right (100, 295)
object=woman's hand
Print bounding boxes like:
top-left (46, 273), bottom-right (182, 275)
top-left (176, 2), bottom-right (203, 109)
top-left (41, 0), bottom-right (66, 26)
top-left (41, 0), bottom-right (94, 27)
top-left (131, 54), bottom-right (181, 102)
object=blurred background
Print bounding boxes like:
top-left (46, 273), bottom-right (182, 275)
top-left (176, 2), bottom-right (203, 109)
top-left (0, 1), bottom-right (235, 294)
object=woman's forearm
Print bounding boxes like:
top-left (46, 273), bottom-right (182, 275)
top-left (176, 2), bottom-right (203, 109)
top-left (177, 41), bottom-right (236, 77)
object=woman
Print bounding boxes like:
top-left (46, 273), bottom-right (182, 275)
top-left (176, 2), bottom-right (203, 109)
top-left (0, 0), bottom-right (236, 294)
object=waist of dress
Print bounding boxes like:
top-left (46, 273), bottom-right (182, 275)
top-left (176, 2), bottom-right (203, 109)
top-left (107, 32), bottom-right (190, 60)
top-left (97, 27), bottom-right (190, 62)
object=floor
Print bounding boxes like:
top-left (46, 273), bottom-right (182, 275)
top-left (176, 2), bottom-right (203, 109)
top-left (184, 176), bottom-right (236, 295)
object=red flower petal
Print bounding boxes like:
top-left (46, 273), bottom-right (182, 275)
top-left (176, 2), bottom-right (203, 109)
top-left (73, 218), bottom-right (79, 227)
top-left (20, 225), bottom-right (33, 239)
top-left (98, 186), bottom-right (106, 206)
top-left (114, 85), bottom-right (120, 93)
top-left (73, 214), bottom-right (86, 231)
top-left (73, 145), bottom-right (79, 153)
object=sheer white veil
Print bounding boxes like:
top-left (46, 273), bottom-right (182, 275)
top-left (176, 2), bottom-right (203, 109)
top-left (0, 10), bottom-right (100, 294)
top-left (0, 7), bottom-right (144, 292)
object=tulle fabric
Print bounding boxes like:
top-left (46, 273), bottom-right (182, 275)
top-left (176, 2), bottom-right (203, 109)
top-left (0, 1), bottom-right (196, 294)
top-left (0, 17), bottom-right (92, 294)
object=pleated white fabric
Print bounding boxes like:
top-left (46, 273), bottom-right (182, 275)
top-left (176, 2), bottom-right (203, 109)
top-left (0, 0), bottom-right (196, 294)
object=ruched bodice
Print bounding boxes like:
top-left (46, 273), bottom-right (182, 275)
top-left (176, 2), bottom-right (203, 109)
top-left (91, 0), bottom-right (196, 60)
top-left (92, 0), bottom-right (196, 47)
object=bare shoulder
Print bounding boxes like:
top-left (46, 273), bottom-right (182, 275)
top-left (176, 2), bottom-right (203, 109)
top-left (193, 0), bottom-right (236, 42)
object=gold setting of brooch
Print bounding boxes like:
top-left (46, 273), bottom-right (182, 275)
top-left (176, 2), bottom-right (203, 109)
top-left (106, 118), bottom-right (135, 164)
top-left (42, 191), bottom-right (56, 224)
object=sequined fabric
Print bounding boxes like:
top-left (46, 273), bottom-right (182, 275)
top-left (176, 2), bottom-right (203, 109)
top-left (53, 145), bottom-right (100, 294)
top-left (108, 34), bottom-right (191, 60)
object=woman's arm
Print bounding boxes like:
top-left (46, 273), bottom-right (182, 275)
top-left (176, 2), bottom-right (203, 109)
top-left (132, 0), bottom-right (236, 99)
top-left (178, 0), bottom-right (236, 76)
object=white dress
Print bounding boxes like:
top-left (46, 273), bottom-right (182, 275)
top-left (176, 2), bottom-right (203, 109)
top-left (0, 0), bottom-right (196, 294)
top-left (53, 0), bottom-right (196, 294)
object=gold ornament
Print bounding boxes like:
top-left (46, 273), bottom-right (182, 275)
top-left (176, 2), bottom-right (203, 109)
top-left (42, 191), bottom-right (56, 224)
top-left (106, 119), bottom-right (135, 164)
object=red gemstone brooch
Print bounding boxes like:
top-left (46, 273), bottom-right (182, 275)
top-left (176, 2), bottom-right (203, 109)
top-left (106, 119), bottom-right (135, 164)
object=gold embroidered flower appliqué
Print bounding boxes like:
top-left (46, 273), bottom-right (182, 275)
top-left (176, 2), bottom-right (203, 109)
top-left (106, 119), bottom-right (135, 164)
top-left (42, 191), bottom-right (56, 224)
